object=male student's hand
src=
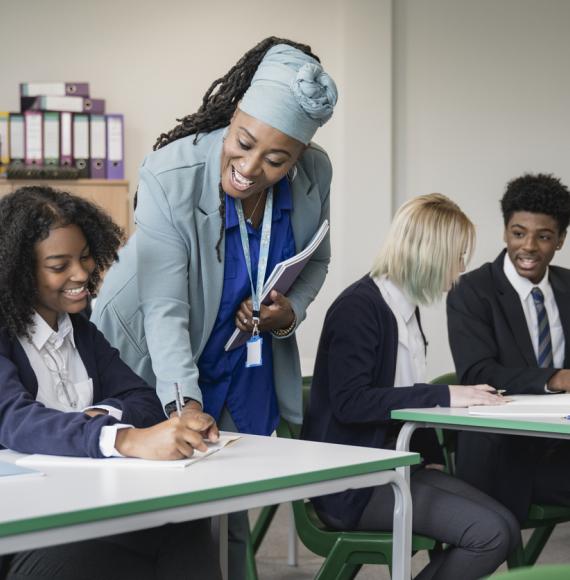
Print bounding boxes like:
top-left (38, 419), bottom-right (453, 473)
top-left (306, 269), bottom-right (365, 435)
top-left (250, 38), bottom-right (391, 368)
top-left (547, 369), bottom-right (570, 392)
top-left (235, 291), bottom-right (295, 333)
top-left (448, 384), bottom-right (507, 407)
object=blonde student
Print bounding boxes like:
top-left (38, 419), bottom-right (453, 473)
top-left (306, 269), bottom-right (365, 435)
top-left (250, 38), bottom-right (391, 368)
top-left (302, 194), bottom-right (521, 580)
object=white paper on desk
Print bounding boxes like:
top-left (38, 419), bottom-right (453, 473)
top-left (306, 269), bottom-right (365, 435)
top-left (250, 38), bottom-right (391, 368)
top-left (469, 394), bottom-right (570, 417)
top-left (224, 220), bottom-right (329, 351)
top-left (0, 459), bottom-right (44, 480)
top-left (16, 435), bottom-right (241, 469)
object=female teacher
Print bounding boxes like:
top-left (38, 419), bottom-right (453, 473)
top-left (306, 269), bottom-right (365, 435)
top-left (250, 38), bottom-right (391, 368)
top-left (91, 37), bottom-right (337, 578)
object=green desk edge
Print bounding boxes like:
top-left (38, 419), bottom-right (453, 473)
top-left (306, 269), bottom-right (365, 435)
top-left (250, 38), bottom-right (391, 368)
top-left (0, 453), bottom-right (419, 538)
top-left (392, 409), bottom-right (570, 435)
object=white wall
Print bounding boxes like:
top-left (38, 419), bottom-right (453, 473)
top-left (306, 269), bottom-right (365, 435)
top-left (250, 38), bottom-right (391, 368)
top-left (2, 0), bottom-right (569, 379)
top-left (394, 0), bottom-right (570, 379)
top-left (0, 0), bottom-right (393, 370)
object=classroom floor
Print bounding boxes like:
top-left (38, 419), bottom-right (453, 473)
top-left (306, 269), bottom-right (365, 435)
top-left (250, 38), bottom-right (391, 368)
top-left (251, 505), bottom-right (570, 578)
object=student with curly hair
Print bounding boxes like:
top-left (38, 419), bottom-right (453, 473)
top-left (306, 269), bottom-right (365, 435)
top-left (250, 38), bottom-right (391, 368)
top-left (448, 173), bottom-right (570, 523)
top-left (303, 194), bottom-right (520, 580)
top-left (91, 37), bottom-right (338, 579)
top-left (0, 186), bottom-right (220, 580)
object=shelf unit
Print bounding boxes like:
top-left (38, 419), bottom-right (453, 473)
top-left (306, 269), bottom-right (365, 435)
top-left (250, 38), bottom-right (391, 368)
top-left (0, 179), bottom-right (131, 234)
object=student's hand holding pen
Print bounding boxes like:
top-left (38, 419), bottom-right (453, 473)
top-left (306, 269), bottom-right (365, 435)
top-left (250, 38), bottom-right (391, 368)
top-left (177, 405), bottom-right (220, 443)
top-left (116, 383), bottom-right (219, 460)
top-left (448, 384), bottom-right (508, 407)
top-left (114, 412), bottom-right (219, 460)
top-left (168, 396), bottom-right (220, 442)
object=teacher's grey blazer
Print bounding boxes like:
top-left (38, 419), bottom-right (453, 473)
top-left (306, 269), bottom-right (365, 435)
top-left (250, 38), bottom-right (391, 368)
top-left (91, 127), bottom-right (332, 423)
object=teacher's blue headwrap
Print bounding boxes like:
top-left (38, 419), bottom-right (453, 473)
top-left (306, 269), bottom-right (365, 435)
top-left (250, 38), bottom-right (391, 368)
top-left (239, 44), bottom-right (338, 145)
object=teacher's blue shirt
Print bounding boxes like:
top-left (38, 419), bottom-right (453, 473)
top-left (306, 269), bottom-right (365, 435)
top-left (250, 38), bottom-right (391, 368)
top-left (198, 178), bottom-right (296, 435)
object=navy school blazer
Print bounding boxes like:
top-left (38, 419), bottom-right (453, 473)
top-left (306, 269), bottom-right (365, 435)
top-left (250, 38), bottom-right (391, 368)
top-left (0, 314), bottom-right (165, 458)
top-left (302, 275), bottom-right (449, 528)
top-left (447, 250), bottom-right (570, 392)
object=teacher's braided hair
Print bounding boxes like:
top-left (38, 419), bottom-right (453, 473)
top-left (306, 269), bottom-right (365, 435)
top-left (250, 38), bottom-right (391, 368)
top-left (152, 37), bottom-right (320, 262)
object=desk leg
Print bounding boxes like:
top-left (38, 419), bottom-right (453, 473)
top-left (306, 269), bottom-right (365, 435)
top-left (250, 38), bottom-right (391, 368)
top-left (287, 503), bottom-right (298, 566)
top-left (216, 514), bottom-right (228, 580)
top-left (396, 421), bottom-right (420, 486)
top-left (385, 470), bottom-right (413, 580)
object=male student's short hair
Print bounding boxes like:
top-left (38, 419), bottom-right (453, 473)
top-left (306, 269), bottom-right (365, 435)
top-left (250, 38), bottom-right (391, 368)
top-left (501, 173), bottom-right (570, 233)
top-left (371, 193), bottom-right (475, 305)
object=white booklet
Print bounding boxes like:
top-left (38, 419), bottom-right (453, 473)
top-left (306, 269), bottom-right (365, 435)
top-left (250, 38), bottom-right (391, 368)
top-left (468, 393), bottom-right (570, 417)
top-left (224, 219), bottom-right (330, 351)
top-left (16, 435), bottom-right (240, 470)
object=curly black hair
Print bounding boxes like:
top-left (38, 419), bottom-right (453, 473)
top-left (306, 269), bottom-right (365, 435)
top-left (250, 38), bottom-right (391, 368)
top-left (149, 36), bottom-right (319, 262)
top-left (501, 173), bottom-right (570, 233)
top-left (0, 186), bottom-right (124, 338)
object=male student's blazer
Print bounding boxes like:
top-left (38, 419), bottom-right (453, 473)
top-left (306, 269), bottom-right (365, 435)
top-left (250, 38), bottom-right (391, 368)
top-left (0, 314), bottom-right (165, 458)
top-left (447, 250), bottom-right (570, 391)
top-left (447, 250), bottom-right (570, 522)
top-left (302, 275), bottom-right (449, 528)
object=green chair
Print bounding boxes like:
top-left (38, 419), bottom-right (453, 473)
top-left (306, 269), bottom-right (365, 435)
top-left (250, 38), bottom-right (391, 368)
top-left (248, 376), bottom-right (439, 580)
top-left (430, 372), bottom-right (570, 569)
top-left (246, 377), bottom-right (311, 580)
top-left (279, 418), bottom-right (437, 580)
top-left (483, 564), bottom-right (570, 580)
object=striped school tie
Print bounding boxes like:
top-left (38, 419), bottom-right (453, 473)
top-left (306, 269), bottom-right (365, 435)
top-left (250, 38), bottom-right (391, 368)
top-left (531, 287), bottom-right (553, 368)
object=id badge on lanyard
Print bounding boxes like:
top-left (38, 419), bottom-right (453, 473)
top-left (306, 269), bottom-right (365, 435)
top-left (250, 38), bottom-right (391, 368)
top-left (235, 188), bottom-right (273, 368)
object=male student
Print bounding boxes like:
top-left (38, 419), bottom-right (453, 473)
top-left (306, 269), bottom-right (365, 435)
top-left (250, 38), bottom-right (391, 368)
top-left (447, 173), bottom-right (570, 523)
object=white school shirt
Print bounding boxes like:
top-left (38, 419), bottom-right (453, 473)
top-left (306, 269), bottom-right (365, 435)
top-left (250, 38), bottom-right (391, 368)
top-left (17, 312), bottom-right (132, 456)
top-left (503, 253), bottom-right (565, 370)
top-left (374, 275), bottom-right (427, 387)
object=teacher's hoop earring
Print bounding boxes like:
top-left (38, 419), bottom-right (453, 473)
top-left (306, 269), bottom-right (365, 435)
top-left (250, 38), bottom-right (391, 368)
top-left (287, 165), bottom-right (298, 182)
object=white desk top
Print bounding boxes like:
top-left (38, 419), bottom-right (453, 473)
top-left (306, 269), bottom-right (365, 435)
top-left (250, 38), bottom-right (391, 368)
top-left (0, 433), bottom-right (418, 539)
top-left (392, 407), bottom-right (570, 436)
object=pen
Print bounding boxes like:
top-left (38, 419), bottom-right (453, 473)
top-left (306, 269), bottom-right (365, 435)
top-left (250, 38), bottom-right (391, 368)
top-left (496, 389), bottom-right (506, 396)
top-left (174, 382), bottom-right (184, 417)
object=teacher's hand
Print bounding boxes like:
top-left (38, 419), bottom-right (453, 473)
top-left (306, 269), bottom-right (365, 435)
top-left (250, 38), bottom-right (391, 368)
top-left (234, 291), bottom-right (295, 333)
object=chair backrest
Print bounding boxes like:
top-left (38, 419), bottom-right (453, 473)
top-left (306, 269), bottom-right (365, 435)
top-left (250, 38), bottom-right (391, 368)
top-left (430, 372), bottom-right (457, 385)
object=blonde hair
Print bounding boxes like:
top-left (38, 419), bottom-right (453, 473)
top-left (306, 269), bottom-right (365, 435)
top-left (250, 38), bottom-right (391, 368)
top-left (371, 193), bottom-right (475, 305)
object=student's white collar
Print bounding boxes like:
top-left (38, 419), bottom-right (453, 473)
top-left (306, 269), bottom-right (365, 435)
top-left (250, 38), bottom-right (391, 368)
top-left (503, 252), bottom-right (550, 301)
top-left (25, 312), bottom-right (75, 351)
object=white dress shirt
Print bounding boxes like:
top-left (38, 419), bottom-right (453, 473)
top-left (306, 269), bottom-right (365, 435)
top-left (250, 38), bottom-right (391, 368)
top-left (374, 275), bottom-right (427, 387)
top-left (503, 253), bottom-right (565, 370)
top-left (18, 312), bottom-right (132, 456)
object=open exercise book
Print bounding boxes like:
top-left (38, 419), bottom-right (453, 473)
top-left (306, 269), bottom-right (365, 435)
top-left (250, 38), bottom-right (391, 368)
top-left (16, 435), bottom-right (241, 470)
top-left (469, 393), bottom-right (570, 418)
top-left (225, 219), bottom-right (330, 351)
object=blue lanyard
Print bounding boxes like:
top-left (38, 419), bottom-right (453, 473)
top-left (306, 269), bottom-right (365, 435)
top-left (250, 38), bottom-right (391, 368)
top-left (235, 188), bottom-right (273, 334)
